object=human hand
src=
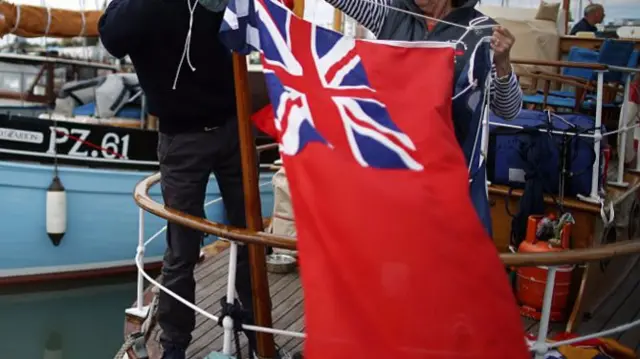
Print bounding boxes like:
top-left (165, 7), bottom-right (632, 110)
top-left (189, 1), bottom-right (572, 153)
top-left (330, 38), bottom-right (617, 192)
top-left (491, 26), bottom-right (515, 77)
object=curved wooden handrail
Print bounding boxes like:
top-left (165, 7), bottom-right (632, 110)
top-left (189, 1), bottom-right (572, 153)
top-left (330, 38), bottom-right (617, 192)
top-left (135, 172), bottom-right (298, 250)
top-left (511, 58), bottom-right (608, 71)
top-left (516, 71), bottom-right (594, 90)
top-left (134, 173), bottom-right (640, 267)
top-left (500, 240), bottom-right (640, 266)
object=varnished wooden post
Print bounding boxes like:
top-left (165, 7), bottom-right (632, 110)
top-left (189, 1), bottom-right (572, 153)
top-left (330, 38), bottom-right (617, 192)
top-left (333, 9), bottom-right (343, 32)
top-left (293, 0), bottom-right (305, 18)
top-left (232, 53), bottom-right (276, 359)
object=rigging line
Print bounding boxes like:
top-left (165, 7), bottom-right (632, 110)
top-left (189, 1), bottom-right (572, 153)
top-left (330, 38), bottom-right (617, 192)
top-left (355, 0), bottom-right (498, 31)
top-left (38, 0), bottom-right (59, 177)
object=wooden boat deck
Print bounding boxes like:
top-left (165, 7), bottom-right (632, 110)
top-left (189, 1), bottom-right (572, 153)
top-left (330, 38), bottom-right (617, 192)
top-left (130, 246), bottom-right (640, 359)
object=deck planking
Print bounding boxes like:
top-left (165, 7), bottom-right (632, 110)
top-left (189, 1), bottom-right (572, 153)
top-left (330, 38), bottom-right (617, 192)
top-left (131, 248), bottom-right (640, 359)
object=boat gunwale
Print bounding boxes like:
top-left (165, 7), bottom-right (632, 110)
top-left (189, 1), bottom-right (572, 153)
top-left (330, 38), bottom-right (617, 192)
top-left (133, 161), bottom-right (640, 267)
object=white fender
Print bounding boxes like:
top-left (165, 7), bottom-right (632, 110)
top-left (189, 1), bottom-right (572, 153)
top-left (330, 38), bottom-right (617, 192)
top-left (46, 176), bottom-right (67, 246)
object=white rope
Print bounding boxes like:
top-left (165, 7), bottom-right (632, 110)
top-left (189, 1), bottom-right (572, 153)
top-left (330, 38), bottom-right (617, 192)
top-left (172, 0), bottom-right (198, 90)
top-left (357, 0), bottom-right (497, 31)
top-left (466, 67), bottom-right (491, 177)
top-left (135, 248), bottom-right (306, 338)
top-left (489, 113), bottom-right (638, 142)
top-left (452, 35), bottom-right (493, 102)
top-left (601, 123), bottom-right (640, 137)
top-left (137, 179), bottom-right (307, 338)
top-left (144, 196), bottom-right (225, 246)
top-left (77, 0), bottom-right (90, 60)
top-left (9, 4), bottom-right (21, 34)
top-left (43, 4), bottom-right (52, 38)
top-left (113, 334), bottom-right (137, 359)
top-left (41, 0), bottom-right (51, 49)
top-left (79, 10), bottom-right (87, 37)
top-left (600, 198), bottom-right (615, 225)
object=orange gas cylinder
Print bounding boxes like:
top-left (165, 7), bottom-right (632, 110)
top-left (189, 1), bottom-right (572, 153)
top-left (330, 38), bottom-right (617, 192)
top-left (516, 215), bottom-right (574, 322)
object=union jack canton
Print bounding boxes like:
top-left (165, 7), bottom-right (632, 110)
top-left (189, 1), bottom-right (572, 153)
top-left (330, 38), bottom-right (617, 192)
top-left (220, 0), bottom-right (423, 171)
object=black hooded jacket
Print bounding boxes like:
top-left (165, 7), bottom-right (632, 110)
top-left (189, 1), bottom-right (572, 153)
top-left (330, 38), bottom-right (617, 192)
top-left (99, 0), bottom-right (237, 134)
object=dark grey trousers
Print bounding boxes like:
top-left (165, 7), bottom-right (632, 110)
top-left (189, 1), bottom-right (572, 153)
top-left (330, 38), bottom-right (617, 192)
top-left (156, 118), bottom-right (257, 351)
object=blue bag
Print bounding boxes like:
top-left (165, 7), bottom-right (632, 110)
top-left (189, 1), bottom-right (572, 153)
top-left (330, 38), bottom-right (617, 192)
top-left (487, 110), bottom-right (607, 197)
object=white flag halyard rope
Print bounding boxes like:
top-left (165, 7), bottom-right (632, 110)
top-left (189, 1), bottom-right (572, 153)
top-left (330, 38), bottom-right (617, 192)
top-left (79, 0), bottom-right (88, 38)
top-left (134, 240), bottom-right (306, 338)
top-left (136, 179), bottom-right (306, 339)
top-left (172, 0), bottom-right (199, 90)
top-left (10, 4), bottom-right (22, 34)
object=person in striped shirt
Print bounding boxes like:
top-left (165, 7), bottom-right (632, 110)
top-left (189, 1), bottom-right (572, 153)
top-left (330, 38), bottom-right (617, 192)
top-left (324, 0), bottom-right (523, 236)
top-left (326, 0), bottom-right (522, 121)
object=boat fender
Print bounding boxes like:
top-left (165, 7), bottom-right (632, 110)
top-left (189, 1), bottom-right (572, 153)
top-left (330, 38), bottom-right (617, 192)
top-left (46, 176), bottom-right (67, 246)
top-left (43, 332), bottom-right (62, 359)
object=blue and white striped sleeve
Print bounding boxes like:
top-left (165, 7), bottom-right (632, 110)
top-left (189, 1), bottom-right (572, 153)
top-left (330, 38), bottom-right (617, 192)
top-left (489, 65), bottom-right (522, 120)
top-left (323, 0), bottom-right (390, 36)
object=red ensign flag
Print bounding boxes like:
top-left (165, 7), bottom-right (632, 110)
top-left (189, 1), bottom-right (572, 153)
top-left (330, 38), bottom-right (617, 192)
top-left (254, 0), bottom-right (529, 357)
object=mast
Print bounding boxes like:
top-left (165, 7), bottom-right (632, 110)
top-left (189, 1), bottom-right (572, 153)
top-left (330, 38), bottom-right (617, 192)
top-left (294, 0), bottom-right (305, 18)
top-left (232, 1), bottom-right (304, 357)
top-left (228, 2), bottom-right (307, 357)
top-left (231, 52), bottom-right (276, 359)
top-left (333, 9), bottom-right (344, 32)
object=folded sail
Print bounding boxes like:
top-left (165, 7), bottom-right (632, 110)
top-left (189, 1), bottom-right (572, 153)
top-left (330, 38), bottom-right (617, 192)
top-left (0, 2), bottom-right (102, 38)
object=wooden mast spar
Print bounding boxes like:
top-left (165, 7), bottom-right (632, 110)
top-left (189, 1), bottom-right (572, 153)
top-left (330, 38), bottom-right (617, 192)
top-left (229, 0), bottom-right (306, 357)
top-left (232, 52), bottom-right (276, 359)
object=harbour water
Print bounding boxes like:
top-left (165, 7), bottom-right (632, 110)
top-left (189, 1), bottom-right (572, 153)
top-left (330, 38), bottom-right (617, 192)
top-left (0, 274), bottom-right (155, 359)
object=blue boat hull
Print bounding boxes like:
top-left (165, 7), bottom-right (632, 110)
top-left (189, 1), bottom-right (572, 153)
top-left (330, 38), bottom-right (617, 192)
top-left (0, 161), bottom-right (274, 283)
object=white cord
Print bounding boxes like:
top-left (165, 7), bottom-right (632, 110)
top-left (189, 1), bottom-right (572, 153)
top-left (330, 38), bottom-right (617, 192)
top-left (10, 4), bottom-right (21, 34)
top-left (172, 0), bottom-right (199, 90)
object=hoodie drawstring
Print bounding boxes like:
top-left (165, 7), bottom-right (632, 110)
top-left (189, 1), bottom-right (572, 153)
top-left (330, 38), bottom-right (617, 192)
top-left (172, 0), bottom-right (199, 90)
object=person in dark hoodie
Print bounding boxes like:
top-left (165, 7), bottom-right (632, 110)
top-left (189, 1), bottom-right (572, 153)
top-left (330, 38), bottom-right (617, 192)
top-left (326, 0), bottom-right (522, 237)
top-left (99, 1), bottom-right (260, 359)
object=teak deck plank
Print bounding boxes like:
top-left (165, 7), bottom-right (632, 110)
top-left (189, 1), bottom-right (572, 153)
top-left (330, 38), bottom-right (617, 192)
top-left (608, 264), bottom-right (640, 352)
top-left (616, 281), bottom-right (640, 351)
top-left (133, 249), bottom-right (640, 359)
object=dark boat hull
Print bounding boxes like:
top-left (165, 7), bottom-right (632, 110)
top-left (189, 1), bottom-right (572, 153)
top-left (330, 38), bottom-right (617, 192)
top-left (0, 113), bottom-right (279, 170)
